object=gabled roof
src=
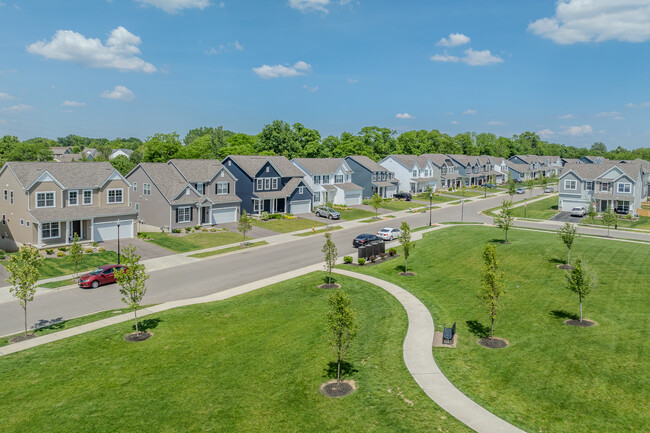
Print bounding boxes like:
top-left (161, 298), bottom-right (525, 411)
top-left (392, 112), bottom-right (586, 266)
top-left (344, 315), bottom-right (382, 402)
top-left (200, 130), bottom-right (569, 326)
top-left (346, 155), bottom-right (387, 172)
top-left (292, 158), bottom-right (350, 175)
top-left (559, 162), bottom-right (642, 181)
top-left (226, 155), bottom-right (305, 178)
top-left (506, 161), bottom-right (527, 173)
top-left (381, 154), bottom-right (431, 170)
top-left (253, 177), bottom-right (310, 199)
top-left (50, 146), bottom-right (72, 155)
top-left (447, 154), bottom-right (480, 167)
top-left (420, 153), bottom-right (453, 167)
top-left (168, 159), bottom-right (224, 182)
top-left (4, 161), bottom-right (124, 190)
top-left (110, 148), bottom-right (133, 158)
top-left (137, 162), bottom-right (193, 203)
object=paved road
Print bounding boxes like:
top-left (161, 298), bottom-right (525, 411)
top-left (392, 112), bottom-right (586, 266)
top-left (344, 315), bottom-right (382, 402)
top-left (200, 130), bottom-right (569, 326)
top-left (1, 189), bottom-right (648, 336)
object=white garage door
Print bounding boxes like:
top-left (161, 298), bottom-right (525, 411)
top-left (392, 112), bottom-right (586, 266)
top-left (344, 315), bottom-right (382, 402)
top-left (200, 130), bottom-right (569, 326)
top-left (345, 192), bottom-right (362, 206)
top-left (93, 220), bottom-right (133, 242)
top-left (560, 200), bottom-right (583, 212)
top-left (290, 200), bottom-right (311, 215)
top-left (211, 207), bottom-right (238, 224)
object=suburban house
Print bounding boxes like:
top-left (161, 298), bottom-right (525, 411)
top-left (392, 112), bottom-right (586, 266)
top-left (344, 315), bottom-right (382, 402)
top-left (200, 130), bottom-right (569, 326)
top-left (580, 155), bottom-right (608, 164)
top-left (126, 159), bottom-right (241, 231)
top-left (345, 155), bottom-right (397, 199)
top-left (379, 154), bottom-right (438, 193)
top-left (447, 154), bottom-right (510, 186)
top-left (51, 147), bottom-right (72, 159)
top-left (110, 149), bottom-right (134, 160)
top-left (292, 158), bottom-right (363, 206)
top-left (558, 161), bottom-right (646, 214)
top-left (0, 161), bottom-right (137, 251)
top-left (222, 155), bottom-right (313, 215)
top-left (421, 154), bottom-right (462, 189)
top-left (55, 147), bottom-right (97, 163)
top-left (507, 155), bottom-right (562, 180)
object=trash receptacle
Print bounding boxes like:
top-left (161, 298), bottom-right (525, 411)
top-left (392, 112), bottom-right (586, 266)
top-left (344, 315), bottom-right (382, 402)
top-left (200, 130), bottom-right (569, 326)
top-left (358, 245), bottom-right (367, 259)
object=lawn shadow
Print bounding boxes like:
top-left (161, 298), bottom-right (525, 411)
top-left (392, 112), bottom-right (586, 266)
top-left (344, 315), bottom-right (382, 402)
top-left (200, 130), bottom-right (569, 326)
top-left (323, 360), bottom-right (358, 380)
top-left (394, 264), bottom-right (406, 273)
top-left (550, 310), bottom-right (579, 320)
top-left (321, 275), bottom-right (337, 285)
top-left (133, 317), bottom-right (162, 332)
top-left (489, 238), bottom-right (507, 244)
top-left (32, 317), bottom-right (64, 333)
top-left (465, 320), bottom-right (490, 339)
top-left (548, 258), bottom-right (565, 265)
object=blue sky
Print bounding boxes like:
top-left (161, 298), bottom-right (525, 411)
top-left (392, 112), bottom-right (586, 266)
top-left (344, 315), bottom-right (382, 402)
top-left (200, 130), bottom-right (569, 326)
top-left (0, 0), bottom-right (649, 149)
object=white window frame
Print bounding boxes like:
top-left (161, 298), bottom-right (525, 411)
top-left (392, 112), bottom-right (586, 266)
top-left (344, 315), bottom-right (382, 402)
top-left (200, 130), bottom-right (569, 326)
top-left (196, 183), bottom-right (204, 195)
top-left (2, 190), bottom-right (6, 200)
top-left (412, 170), bottom-right (418, 177)
top-left (617, 182), bottom-right (631, 193)
top-left (68, 190), bottom-right (79, 206)
top-left (264, 178), bottom-right (271, 190)
top-left (298, 186), bottom-right (304, 194)
top-left (253, 199), bottom-right (260, 212)
top-left (19, 219), bottom-right (23, 226)
top-left (335, 175), bottom-right (343, 184)
top-left (216, 182), bottom-right (229, 195)
top-left (42, 222), bottom-right (60, 239)
top-left (256, 179), bottom-right (263, 191)
top-left (314, 175), bottom-right (321, 185)
top-left (36, 191), bottom-right (56, 208)
top-left (135, 203), bottom-right (139, 211)
top-left (26, 220), bottom-right (30, 227)
top-left (143, 183), bottom-right (151, 196)
top-left (107, 188), bottom-right (124, 204)
top-left (82, 189), bottom-right (93, 205)
top-left (600, 182), bottom-right (610, 192)
top-left (322, 175), bottom-right (330, 184)
top-left (272, 178), bottom-right (278, 189)
top-left (133, 182), bottom-right (137, 192)
top-left (177, 206), bottom-right (191, 223)
top-left (1, 214), bottom-right (5, 225)
top-left (314, 192), bottom-right (320, 202)
top-left (564, 180), bottom-right (577, 191)
top-left (585, 181), bottom-right (593, 191)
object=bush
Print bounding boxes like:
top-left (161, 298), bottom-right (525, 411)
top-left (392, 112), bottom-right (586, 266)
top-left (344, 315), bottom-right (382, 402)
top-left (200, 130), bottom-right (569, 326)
top-left (210, 228), bottom-right (216, 232)
top-left (45, 248), bottom-right (54, 255)
top-left (195, 225), bottom-right (201, 230)
top-left (357, 257), bottom-right (366, 265)
top-left (389, 248), bottom-right (397, 256)
top-left (172, 228), bottom-right (181, 234)
top-left (57, 251), bottom-right (65, 257)
top-left (625, 214), bottom-right (632, 220)
top-left (343, 256), bottom-right (353, 264)
top-left (84, 247), bottom-right (93, 254)
top-left (98, 247), bottom-right (105, 252)
top-left (268, 213), bottom-right (284, 220)
top-left (202, 228), bottom-right (207, 232)
top-left (58, 247), bottom-right (68, 252)
top-left (0, 250), bottom-right (4, 260)
top-left (185, 227), bottom-right (192, 233)
top-left (92, 241), bottom-right (98, 247)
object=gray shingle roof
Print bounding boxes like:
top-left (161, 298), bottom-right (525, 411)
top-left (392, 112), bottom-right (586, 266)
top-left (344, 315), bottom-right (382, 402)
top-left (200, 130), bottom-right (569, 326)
top-left (384, 155), bottom-right (430, 169)
top-left (420, 153), bottom-right (452, 167)
top-left (254, 177), bottom-right (305, 199)
top-left (560, 162), bottom-right (642, 180)
top-left (168, 159), bottom-right (223, 182)
top-left (138, 163), bottom-right (190, 203)
top-left (346, 155), bottom-right (387, 172)
top-left (6, 162), bottom-right (120, 190)
top-left (28, 205), bottom-right (136, 223)
top-left (334, 182), bottom-right (362, 191)
top-left (227, 155), bottom-right (305, 178)
top-left (292, 158), bottom-right (347, 175)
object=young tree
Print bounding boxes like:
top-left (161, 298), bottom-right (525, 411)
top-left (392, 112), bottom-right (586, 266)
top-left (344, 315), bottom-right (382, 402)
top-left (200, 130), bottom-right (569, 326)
top-left (601, 207), bottom-right (617, 236)
top-left (565, 259), bottom-right (597, 322)
top-left (557, 223), bottom-right (580, 266)
top-left (114, 246), bottom-right (150, 335)
top-left (6, 246), bottom-right (43, 336)
top-left (369, 193), bottom-right (383, 219)
top-left (479, 243), bottom-right (505, 339)
top-left (68, 233), bottom-right (83, 278)
top-left (540, 176), bottom-right (549, 188)
top-left (321, 232), bottom-right (338, 285)
top-left (327, 290), bottom-right (359, 385)
top-left (398, 221), bottom-right (415, 273)
top-left (507, 181), bottom-right (517, 198)
top-left (587, 202), bottom-right (597, 223)
top-left (526, 177), bottom-right (536, 198)
top-left (493, 200), bottom-right (515, 243)
top-left (238, 210), bottom-right (253, 244)
top-left (460, 177), bottom-right (468, 197)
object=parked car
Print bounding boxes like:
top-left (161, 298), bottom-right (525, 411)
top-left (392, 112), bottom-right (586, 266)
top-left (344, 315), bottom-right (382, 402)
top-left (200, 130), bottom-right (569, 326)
top-left (393, 192), bottom-right (412, 201)
top-left (516, 187), bottom-right (526, 194)
top-left (78, 265), bottom-right (125, 289)
top-left (353, 233), bottom-right (382, 248)
top-left (544, 186), bottom-right (554, 193)
top-left (377, 227), bottom-right (401, 241)
top-left (484, 183), bottom-right (496, 189)
top-left (570, 207), bottom-right (586, 217)
top-left (315, 207), bottom-right (341, 219)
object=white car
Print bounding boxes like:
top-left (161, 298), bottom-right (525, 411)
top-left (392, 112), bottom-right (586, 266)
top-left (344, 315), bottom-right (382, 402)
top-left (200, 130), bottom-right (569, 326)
top-left (377, 227), bottom-right (401, 241)
top-left (570, 207), bottom-right (586, 217)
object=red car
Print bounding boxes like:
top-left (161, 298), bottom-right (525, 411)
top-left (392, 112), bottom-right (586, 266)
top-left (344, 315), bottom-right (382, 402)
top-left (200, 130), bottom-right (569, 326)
top-left (78, 264), bottom-right (125, 288)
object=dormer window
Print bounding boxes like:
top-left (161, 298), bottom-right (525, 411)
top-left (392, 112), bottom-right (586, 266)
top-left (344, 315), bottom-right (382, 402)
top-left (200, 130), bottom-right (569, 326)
top-left (314, 175), bottom-right (321, 184)
top-left (335, 175), bottom-right (343, 183)
top-left (196, 183), bottom-right (204, 194)
top-left (36, 192), bottom-right (55, 208)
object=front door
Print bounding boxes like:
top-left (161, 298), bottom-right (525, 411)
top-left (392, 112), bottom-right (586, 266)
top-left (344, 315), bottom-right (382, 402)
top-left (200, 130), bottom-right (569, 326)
top-left (202, 206), bottom-right (210, 224)
top-left (72, 220), bottom-right (82, 239)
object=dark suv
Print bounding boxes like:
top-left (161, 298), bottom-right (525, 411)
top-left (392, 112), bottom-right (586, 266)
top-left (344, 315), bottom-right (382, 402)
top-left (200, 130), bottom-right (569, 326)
top-left (393, 192), bottom-right (412, 201)
top-left (353, 233), bottom-right (382, 248)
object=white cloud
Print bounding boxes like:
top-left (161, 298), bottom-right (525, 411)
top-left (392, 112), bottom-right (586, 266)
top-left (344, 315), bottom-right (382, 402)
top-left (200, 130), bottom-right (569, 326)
top-left (289, 0), bottom-right (329, 13)
top-left (539, 128), bottom-right (555, 138)
top-left (450, 120), bottom-right (459, 125)
top-left (302, 84), bottom-right (319, 93)
top-left (461, 48), bottom-right (503, 66)
top-left (27, 27), bottom-right (156, 73)
top-left (529, 0), bottom-right (650, 44)
top-left (0, 92), bottom-right (15, 100)
top-left (61, 100), bottom-right (86, 107)
top-left (395, 113), bottom-right (414, 119)
top-left (1, 104), bottom-right (33, 113)
top-left (205, 40), bottom-right (243, 55)
top-left (487, 121), bottom-right (507, 126)
top-left (558, 113), bottom-right (575, 119)
top-left (101, 85), bottom-right (135, 101)
top-left (253, 61), bottom-right (311, 79)
top-left (436, 33), bottom-right (471, 47)
top-left (626, 101), bottom-right (650, 108)
top-left (135, 0), bottom-right (211, 13)
top-left (463, 109), bottom-right (477, 115)
top-left (562, 124), bottom-right (593, 136)
top-left (430, 54), bottom-right (460, 63)
top-left (347, 78), bottom-right (358, 84)
top-left (219, 1), bottom-right (225, 7)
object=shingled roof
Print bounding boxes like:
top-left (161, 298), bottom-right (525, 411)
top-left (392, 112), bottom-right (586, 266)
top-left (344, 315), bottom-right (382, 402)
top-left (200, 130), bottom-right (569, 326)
top-left (137, 163), bottom-right (191, 203)
top-left (168, 159), bottom-right (224, 182)
top-left (346, 155), bottom-right (387, 172)
top-left (292, 158), bottom-right (347, 175)
top-left (383, 154), bottom-right (431, 169)
top-left (560, 162), bottom-right (643, 180)
top-left (5, 161), bottom-right (122, 190)
top-left (226, 155), bottom-right (304, 178)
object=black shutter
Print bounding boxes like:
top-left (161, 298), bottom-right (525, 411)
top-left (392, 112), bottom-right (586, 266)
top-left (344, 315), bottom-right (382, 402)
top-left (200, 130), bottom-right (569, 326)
top-left (190, 207), bottom-right (194, 222)
top-left (227, 183), bottom-right (230, 194)
top-left (175, 208), bottom-right (179, 223)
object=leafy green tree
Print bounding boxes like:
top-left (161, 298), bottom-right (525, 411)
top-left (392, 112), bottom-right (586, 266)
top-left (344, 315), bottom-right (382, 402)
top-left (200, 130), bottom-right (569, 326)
top-left (565, 259), bottom-right (596, 322)
top-left (258, 120), bottom-right (302, 159)
top-left (321, 232), bottom-right (338, 285)
top-left (540, 176), bottom-right (549, 188)
top-left (590, 141), bottom-right (607, 154)
top-left (601, 207), bottom-right (617, 236)
top-left (587, 202), bottom-right (597, 223)
top-left (6, 140), bottom-right (53, 162)
top-left (493, 200), bottom-right (515, 243)
top-left (479, 243), bottom-right (505, 339)
top-left (369, 193), bottom-right (383, 219)
top-left (526, 177), bottom-right (536, 197)
top-left (507, 181), bottom-right (517, 198)
top-left (6, 246), bottom-right (43, 336)
top-left (68, 233), bottom-right (84, 278)
top-left (557, 223), bottom-right (579, 266)
top-left (110, 155), bottom-right (137, 176)
top-left (114, 246), bottom-right (150, 335)
top-left (142, 132), bottom-right (182, 162)
top-left (398, 221), bottom-right (414, 273)
top-left (238, 210), bottom-right (253, 244)
top-left (327, 290), bottom-right (359, 385)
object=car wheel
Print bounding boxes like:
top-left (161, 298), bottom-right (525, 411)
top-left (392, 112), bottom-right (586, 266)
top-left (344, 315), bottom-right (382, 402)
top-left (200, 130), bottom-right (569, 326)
top-left (328, 214), bottom-right (332, 220)
top-left (91, 280), bottom-right (99, 289)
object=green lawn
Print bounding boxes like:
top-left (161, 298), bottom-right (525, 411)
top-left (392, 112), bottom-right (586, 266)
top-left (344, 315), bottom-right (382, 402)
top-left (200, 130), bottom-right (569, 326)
top-left (346, 226), bottom-right (650, 433)
top-left (39, 279), bottom-right (75, 289)
top-left (144, 231), bottom-right (249, 253)
top-left (585, 216), bottom-right (650, 231)
top-left (379, 200), bottom-right (423, 211)
top-left (293, 226), bottom-right (342, 236)
top-left (17, 251), bottom-right (120, 280)
top-left (414, 194), bottom-right (457, 203)
top-left (441, 190), bottom-right (484, 198)
top-left (188, 241), bottom-right (268, 258)
top-left (251, 217), bottom-right (325, 233)
top-left (511, 195), bottom-right (559, 219)
top-left (0, 272), bottom-right (470, 433)
top-left (336, 208), bottom-right (376, 221)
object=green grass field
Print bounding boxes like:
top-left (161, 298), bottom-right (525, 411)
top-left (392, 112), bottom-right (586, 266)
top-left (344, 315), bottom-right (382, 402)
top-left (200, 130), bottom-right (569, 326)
top-left (379, 200), bottom-right (423, 211)
top-left (251, 217), bottom-right (324, 233)
top-left (144, 231), bottom-right (250, 253)
top-left (24, 251), bottom-right (119, 279)
top-left (441, 190), bottom-right (484, 198)
top-left (511, 195), bottom-right (559, 219)
top-left (346, 226), bottom-right (650, 433)
top-left (336, 208), bottom-right (376, 220)
top-left (585, 215), bottom-right (650, 231)
top-left (414, 194), bottom-right (457, 203)
top-left (0, 272), bottom-right (470, 433)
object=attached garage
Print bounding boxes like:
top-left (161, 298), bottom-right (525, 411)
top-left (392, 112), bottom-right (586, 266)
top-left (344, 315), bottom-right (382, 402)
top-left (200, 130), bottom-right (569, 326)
top-left (560, 199), bottom-right (584, 212)
top-left (344, 191), bottom-right (362, 206)
top-left (93, 220), bottom-right (133, 242)
top-left (290, 200), bottom-right (311, 215)
top-left (211, 207), bottom-right (238, 224)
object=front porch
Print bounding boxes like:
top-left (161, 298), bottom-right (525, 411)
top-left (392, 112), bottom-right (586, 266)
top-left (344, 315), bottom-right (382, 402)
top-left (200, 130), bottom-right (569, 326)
top-left (252, 197), bottom-right (287, 215)
top-left (597, 198), bottom-right (631, 214)
top-left (37, 219), bottom-right (92, 249)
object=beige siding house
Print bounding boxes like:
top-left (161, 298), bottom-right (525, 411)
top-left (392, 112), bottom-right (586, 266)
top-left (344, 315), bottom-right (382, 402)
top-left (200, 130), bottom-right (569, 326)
top-left (0, 162), bottom-right (137, 251)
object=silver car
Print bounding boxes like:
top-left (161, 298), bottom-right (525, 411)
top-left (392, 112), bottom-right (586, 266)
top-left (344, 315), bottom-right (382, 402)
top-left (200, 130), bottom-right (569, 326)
top-left (570, 207), bottom-right (586, 217)
top-left (315, 207), bottom-right (341, 219)
top-left (377, 227), bottom-right (401, 241)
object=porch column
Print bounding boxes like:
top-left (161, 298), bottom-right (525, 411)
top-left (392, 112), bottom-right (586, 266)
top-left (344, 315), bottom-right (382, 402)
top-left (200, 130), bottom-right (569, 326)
top-left (90, 218), bottom-right (95, 242)
top-left (65, 221), bottom-right (70, 245)
top-left (37, 224), bottom-right (42, 249)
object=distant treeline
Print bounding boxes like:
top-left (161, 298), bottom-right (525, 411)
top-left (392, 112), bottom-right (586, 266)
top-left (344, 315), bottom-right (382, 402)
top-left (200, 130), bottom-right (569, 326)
top-left (2, 120), bottom-right (649, 175)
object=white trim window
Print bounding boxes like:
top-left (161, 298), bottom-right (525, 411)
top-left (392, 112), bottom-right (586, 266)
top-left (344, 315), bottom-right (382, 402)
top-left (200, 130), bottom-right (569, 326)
top-left (335, 175), bottom-right (343, 184)
top-left (107, 188), bottom-right (124, 204)
top-left (564, 180), bottom-right (577, 191)
top-left (298, 186), bottom-right (304, 194)
top-left (216, 182), bottom-right (229, 195)
top-left (313, 192), bottom-right (320, 202)
top-left (256, 179), bottom-right (263, 191)
top-left (177, 206), bottom-right (191, 223)
top-left (272, 178), bottom-right (278, 189)
top-left (253, 199), bottom-right (260, 213)
top-left (143, 183), bottom-right (151, 195)
top-left (264, 178), bottom-right (271, 190)
top-left (2, 190), bottom-right (6, 200)
top-left (68, 190), bottom-right (79, 206)
top-left (314, 175), bottom-right (321, 185)
top-left (19, 219), bottom-right (24, 226)
top-left (1, 214), bottom-right (4, 225)
top-left (83, 190), bottom-right (93, 205)
top-left (42, 222), bottom-right (60, 239)
top-left (600, 182), bottom-right (610, 192)
top-left (36, 191), bottom-right (55, 208)
top-left (617, 182), bottom-right (631, 193)
top-left (135, 203), bottom-right (139, 211)
top-left (412, 170), bottom-right (418, 177)
top-left (26, 221), bottom-right (30, 227)
top-left (196, 183), bottom-right (204, 194)
top-left (322, 175), bottom-right (330, 184)
top-left (585, 181), bottom-right (594, 191)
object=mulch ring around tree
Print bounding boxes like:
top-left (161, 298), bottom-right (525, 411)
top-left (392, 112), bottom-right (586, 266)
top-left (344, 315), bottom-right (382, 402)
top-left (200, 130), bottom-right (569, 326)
top-left (564, 319), bottom-right (597, 327)
top-left (318, 283), bottom-right (342, 290)
top-left (9, 333), bottom-right (37, 344)
top-left (398, 272), bottom-right (416, 277)
top-left (320, 379), bottom-right (357, 398)
top-left (124, 331), bottom-right (153, 342)
top-left (477, 337), bottom-right (509, 349)
top-left (556, 264), bottom-right (575, 270)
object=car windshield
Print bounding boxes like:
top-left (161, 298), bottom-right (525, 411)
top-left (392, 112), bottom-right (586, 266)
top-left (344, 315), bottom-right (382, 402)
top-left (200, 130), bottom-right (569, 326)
top-left (379, 229), bottom-right (390, 233)
top-left (88, 268), bottom-right (104, 275)
top-left (572, 208), bottom-right (582, 211)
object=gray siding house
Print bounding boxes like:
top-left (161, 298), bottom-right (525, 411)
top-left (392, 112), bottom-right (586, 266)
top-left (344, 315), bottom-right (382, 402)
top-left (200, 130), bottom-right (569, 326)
top-left (345, 155), bottom-right (397, 199)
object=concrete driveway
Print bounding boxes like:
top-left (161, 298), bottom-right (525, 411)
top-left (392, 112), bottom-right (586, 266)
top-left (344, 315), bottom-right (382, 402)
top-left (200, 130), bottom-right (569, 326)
top-left (100, 237), bottom-right (174, 260)
top-left (549, 211), bottom-right (587, 224)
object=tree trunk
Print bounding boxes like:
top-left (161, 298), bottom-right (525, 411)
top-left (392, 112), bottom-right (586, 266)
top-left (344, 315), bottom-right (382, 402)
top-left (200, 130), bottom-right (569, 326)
top-left (134, 307), bottom-right (139, 334)
top-left (505, 228), bottom-right (508, 243)
top-left (490, 314), bottom-right (494, 339)
top-left (567, 246), bottom-right (571, 265)
top-left (579, 295), bottom-right (582, 322)
top-left (328, 268), bottom-right (332, 285)
top-left (337, 355), bottom-right (341, 385)
top-left (23, 305), bottom-right (28, 337)
top-left (404, 256), bottom-right (408, 273)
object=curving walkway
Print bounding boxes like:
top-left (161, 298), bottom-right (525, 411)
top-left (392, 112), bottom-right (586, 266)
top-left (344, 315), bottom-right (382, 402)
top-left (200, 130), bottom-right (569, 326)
top-left (333, 268), bottom-right (525, 433)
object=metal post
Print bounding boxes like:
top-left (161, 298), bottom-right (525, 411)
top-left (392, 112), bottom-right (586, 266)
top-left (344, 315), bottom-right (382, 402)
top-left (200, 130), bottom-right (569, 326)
top-left (117, 219), bottom-right (121, 265)
top-left (428, 191), bottom-right (432, 226)
top-left (461, 200), bottom-right (464, 222)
